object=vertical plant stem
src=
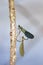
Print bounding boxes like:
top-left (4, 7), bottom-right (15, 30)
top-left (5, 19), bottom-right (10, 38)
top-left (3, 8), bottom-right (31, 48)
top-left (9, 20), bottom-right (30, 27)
top-left (8, 0), bottom-right (16, 65)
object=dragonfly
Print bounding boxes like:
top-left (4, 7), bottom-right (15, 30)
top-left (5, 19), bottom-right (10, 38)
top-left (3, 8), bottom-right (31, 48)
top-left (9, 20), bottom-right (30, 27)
top-left (17, 25), bottom-right (34, 56)
top-left (18, 25), bottom-right (34, 39)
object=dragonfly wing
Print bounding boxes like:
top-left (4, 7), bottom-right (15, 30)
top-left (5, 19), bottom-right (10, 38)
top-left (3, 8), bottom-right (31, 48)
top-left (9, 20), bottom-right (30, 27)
top-left (25, 31), bottom-right (34, 39)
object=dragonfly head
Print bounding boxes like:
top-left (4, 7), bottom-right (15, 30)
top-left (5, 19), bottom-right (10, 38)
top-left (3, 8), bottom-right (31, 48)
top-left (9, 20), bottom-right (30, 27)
top-left (18, 25), bottom-right (20, 28)
top-left (18, 25), bottom-right (22, 30)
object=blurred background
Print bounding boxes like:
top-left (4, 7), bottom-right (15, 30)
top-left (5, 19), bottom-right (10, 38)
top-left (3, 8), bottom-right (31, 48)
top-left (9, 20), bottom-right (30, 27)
top-left (0, 1), bottom-right (10, 65)
top-left (0, 0), bottom-right (43, 65)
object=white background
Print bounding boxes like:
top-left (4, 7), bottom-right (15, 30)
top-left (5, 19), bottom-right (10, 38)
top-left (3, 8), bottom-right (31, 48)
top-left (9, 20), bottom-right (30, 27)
top-left (0, 0), bottom-right (43, 65)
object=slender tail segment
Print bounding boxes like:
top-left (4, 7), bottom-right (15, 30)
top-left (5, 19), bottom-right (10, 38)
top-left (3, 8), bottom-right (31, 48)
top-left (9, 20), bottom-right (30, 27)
top-left (19, 42), bottom-right (24, 56)
top-left (19, 36), bottom-right (24, 56)
top-left (18, 25), bottom-right (34, 39)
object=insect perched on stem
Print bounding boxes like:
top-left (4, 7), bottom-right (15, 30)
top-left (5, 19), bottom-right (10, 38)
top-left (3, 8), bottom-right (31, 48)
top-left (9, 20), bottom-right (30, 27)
top-left (17, 25), bottom-right (34, 56)
top-left (18, 25), bottom-right (34, 39)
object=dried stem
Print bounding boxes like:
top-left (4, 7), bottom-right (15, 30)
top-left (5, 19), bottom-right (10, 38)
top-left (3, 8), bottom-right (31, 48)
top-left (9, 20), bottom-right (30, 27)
top-left (8, 0), bottom-right (16, 65)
